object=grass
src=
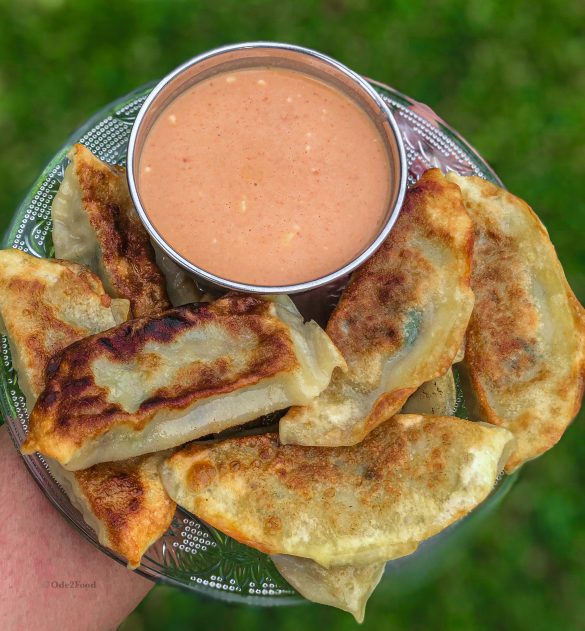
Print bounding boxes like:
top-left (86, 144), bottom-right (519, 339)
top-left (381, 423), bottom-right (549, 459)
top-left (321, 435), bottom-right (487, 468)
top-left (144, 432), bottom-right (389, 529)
top-left (1, 1), bottom-right (584, 629)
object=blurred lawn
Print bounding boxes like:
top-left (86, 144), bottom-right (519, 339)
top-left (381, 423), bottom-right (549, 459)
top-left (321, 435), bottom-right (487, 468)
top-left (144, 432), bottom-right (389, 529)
top-left (1, 0), bottom-right (585, 629)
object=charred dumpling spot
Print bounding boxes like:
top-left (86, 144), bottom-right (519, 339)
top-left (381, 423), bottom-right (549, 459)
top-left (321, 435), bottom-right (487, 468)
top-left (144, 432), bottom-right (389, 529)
top-left (77, 467), bottom-right (145, 516)
top-left (98, 337), bottom-right (118, 353)
top-left (142, 313), bottom-right (195, 343)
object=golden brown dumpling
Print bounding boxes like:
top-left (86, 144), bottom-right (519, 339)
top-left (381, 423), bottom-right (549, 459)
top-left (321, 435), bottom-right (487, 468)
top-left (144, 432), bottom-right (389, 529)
top-left (274, 357), bottom-right (458, 625)
top-left (51, 143), bottom-right (171, 317)
top-left (0, 249), bottom-right (128, 410)
top-left (447, 173), bottom-right (585, 471)
top-left (280, 169), bottom-right (474, 446)
top-left (161, 414), bottom-right (513, 568)
top-left (48, 453), bottom-right (175, 569)
top-left (24, 295), bottom-right (344, 470)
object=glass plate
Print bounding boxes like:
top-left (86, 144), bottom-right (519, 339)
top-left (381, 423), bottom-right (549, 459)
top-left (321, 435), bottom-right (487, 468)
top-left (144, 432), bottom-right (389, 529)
top-left (1, 79), bottom-right (512, 605)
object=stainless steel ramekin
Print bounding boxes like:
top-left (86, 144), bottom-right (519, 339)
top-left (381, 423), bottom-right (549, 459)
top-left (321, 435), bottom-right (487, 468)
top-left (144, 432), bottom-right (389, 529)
top-left (127, 42), bottom-right (407, 324)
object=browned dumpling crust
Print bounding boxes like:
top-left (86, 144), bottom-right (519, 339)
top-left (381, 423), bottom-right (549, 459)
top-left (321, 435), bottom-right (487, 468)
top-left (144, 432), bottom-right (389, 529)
top-left (280, 169), bottom-right (475, 447)
top-left (161, 414), bottom-right (513, 568)
top-left (447, 173), bottom-right (585, 472)
top-left (0, 249), bottom-right (128, 409)
top-left (23, 295), bottom-right (343, 470)
top-left (49, 452), bottom-right (176, 569)
top-left (52, 144), bottom-right (171, 317)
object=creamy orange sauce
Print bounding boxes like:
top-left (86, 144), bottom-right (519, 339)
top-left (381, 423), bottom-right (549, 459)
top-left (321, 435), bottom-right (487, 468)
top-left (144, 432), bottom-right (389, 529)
top-left (139, 67), bottom-right (390, 285)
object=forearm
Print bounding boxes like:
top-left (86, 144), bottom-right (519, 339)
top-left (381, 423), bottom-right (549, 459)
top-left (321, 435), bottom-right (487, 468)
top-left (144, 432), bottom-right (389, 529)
top-left (0, 426), bottom-right (153, 631)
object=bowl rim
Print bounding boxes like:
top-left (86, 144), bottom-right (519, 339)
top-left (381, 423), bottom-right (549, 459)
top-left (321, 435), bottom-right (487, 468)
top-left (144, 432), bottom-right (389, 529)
top-left (127, 41), bottom-right (408, 294)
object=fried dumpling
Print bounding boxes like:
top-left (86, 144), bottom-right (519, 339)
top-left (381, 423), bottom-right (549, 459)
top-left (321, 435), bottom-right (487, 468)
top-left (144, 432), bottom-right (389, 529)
top-left (280, 169), bottom-right (474, 446)
top-left (271, 555), bottom-right (385, 623)
top-left (23, 295), bottom-right (344, 470)
top-left (401, 369), bottom-right (457, 416)
top-left (0, 249), bottom-right (129, 410)
top-left (270, 360), bottom-right (457, 618)
top-left (271, 359), bottom-right (470, 620)
top-left (47, 453), bottom-right (175, 569)
top-left (0, 249), bottom-right (174, 567)
top-left (51, 143), bottom-right (171, 316)
top-left (161, 414), bottom-right (513, 568)
top-left (447, 173), bottom-right (585, 472)
top-left (273, 355), bottom-right (454, 620)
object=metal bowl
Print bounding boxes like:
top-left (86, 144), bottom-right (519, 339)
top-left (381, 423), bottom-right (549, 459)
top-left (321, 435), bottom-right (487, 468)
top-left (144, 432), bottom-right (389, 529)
top-left (127, 42), bottom-right (407, 320)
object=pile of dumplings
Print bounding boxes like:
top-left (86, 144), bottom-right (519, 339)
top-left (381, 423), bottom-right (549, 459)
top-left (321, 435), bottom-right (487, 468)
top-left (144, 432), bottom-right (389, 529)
top-left (1, 144), bottom-right (583, 622)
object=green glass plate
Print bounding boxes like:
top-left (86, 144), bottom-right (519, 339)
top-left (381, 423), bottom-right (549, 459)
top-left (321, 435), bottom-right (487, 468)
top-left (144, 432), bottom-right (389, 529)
top-left (1, 80), bottom-right (513, 605)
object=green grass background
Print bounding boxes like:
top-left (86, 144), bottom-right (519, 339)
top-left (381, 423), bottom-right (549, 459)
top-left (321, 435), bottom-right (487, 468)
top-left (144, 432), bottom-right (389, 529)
top-left (1, 1), bottom-right (584, 629)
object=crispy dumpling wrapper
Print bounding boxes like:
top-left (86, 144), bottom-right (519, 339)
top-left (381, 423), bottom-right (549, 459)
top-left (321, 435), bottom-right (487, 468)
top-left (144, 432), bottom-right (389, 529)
top-left (279, 169), bottom-right (475, 446)
top-left (47, 453), bottom-right (175, 569)
top-left (0, 249), bottom-right (174, 567)
top-left (0, 249), bottom-right (128, 410)
top-left (271, 555), bottom-right (385, 623)
top-left (52, 144), bottom-right (177, 316)
top-left (23, 295), bottom-right (344, 470)
top-left (161, 414), bottom-right (514, 568)
top-left (447, 173), bottom-right (585, 472)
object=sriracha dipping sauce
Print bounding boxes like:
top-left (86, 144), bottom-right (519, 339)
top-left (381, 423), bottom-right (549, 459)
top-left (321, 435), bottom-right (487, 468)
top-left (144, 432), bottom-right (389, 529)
top-left (138, 66), bottom-right (391, 286)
